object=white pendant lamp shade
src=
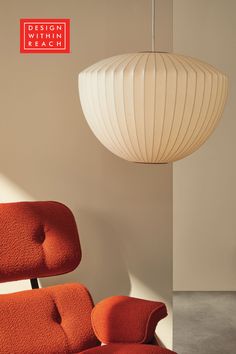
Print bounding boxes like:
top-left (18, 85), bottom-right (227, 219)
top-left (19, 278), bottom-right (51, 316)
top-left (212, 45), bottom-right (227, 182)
top-left (79, 52), bottom-right (228, 163)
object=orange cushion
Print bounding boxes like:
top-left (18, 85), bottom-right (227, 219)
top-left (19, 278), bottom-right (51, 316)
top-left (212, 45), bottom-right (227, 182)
top-left (79, 344), bottom-right (177, 354)
top-left (91, 296), bottom-right (167, 344)
top-left (0, 201), bottom-right (81, 282)
top-left (0, 283), bottom-right (99, 354)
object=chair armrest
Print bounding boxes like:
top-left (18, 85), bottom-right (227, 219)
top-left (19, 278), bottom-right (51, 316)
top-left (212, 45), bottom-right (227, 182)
top-left (91, 295), bottom-right (168, 344)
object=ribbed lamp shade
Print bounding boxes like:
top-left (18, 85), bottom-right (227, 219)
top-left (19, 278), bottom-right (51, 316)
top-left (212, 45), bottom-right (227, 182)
top-left (79, 52), bottom-right (228, 163)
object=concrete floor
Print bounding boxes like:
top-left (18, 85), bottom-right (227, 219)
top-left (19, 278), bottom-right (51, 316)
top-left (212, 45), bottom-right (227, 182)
top-left (173, 292), bottom-right (236, 354)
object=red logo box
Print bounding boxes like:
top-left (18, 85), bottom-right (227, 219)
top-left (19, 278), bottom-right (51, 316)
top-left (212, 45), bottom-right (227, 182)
top-left (20, 19), bottom-right (70, 53)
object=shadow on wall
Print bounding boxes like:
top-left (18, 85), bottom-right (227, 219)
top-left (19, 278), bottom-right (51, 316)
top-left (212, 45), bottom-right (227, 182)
top-left (0, 64), bottom-right (172, 305)
top-left (0, 62), bottom-right (172, 303)
top-left (0, 156), bottom-right (172, 305)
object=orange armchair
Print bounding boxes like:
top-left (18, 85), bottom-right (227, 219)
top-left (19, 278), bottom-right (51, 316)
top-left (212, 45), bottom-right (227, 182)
top-left (0, 201), bottom-right (176, 354)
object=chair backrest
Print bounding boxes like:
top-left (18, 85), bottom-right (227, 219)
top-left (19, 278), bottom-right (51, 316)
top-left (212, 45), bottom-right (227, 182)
top-left (0, 201), bottom-right (81, 282)
top-left (0, 201), bottom-right (99, 354)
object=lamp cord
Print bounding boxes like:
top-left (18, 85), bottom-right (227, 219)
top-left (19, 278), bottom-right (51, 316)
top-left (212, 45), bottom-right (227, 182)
top-left (152, 0), bottom-right (156, 52)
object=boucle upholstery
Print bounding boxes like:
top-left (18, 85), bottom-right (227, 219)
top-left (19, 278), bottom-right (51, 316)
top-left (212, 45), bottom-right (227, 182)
top-left (91, 296), bottom-right (167, 344)
top-left (0, 201), bottom-right (175, 354)
top-left (0, 201), bottom-right (81, 282)
top-left (0, 283), bottom-right (99, 354)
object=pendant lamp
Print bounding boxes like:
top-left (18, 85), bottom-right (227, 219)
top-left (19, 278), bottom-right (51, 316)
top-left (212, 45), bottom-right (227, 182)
top-left (78, 1), bottom-right (228, 163)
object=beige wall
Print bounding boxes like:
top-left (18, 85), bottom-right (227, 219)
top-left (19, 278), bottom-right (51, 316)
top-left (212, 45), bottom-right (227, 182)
top-left (0, 0), bottom-right (173, 347)
top-left (173, 0), bottom-right (236, 290)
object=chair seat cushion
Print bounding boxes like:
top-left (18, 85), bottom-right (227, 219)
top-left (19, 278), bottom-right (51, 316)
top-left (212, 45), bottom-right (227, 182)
top-left (79, 344), bottom-right (177, 354)
top-left (0, 283), bottom-right (99, 354)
